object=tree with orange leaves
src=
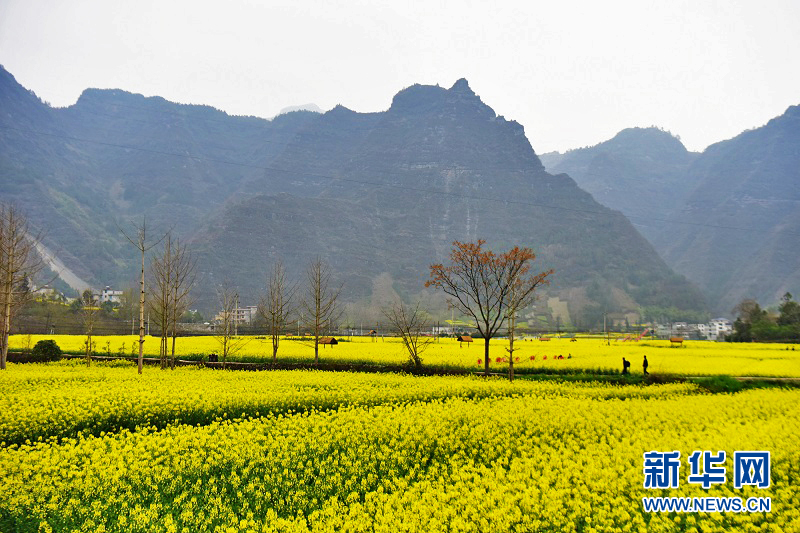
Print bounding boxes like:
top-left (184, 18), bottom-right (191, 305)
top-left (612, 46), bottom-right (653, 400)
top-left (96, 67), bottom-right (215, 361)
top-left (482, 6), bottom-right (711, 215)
top-left (426, 240), bottom-right (553, 377)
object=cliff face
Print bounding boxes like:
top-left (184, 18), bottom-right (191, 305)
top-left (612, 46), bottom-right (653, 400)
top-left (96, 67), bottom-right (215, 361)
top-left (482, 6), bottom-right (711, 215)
top-left (1, 68), bottom-right (704, 321)
top-left (541, 108), bottom-right (800, 314)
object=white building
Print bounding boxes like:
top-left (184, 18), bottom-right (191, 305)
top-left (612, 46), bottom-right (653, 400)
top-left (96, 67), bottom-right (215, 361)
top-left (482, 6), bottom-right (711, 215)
top-left (707, 318), bottom-right (733, 341)
top-left (98, 286), bottom-right (123, 304)
top-left (235, 306), bottom-right (258, 325)
top-left (215, 305), bottom-right (258, 325)
top-left (432, 325), bottom-right (454, 336)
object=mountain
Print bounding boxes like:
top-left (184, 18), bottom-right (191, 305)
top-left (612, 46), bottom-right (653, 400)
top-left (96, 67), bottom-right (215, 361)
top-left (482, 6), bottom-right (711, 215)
top-left (1, 65), bottom-right (318, 286)
top-left (0, 66), bottom-right (706, 325)
top-left (276, 103), bottom-right (323, 115)
top-left (539, 127), bottom-right (699, 244)
top-left (541, 111), bottom-right (800, 314)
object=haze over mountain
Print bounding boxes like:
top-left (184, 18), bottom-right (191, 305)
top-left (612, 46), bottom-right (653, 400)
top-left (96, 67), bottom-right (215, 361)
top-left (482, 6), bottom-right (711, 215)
top-left (276, 103), bottom-right (324, 116)
top-left (541, 109), bottom-right (800, 315)
top-left (0, 65), bottom-right (705, 326)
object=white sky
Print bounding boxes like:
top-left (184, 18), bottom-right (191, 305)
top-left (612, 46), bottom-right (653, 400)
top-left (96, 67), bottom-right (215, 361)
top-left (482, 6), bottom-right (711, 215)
top-left (1, 0), bottom-right (799, 153)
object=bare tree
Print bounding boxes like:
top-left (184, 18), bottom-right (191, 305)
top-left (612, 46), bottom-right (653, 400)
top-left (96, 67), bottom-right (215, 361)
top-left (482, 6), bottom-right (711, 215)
top-left (213, 281), bottom-right (247, 368)
top-left (0, 203), bottom-right (45, 370)
top-left (149, 234), bottom-right (197, 369)
top-left (505, 261), bottom-right (550, 381)
top-left (167, 239), bottom-right (196, 368)
top-left (118, 218), bottom-right (166, 374)
top-left (382, 299), bottom-right (432, 369)
top-left (148, 238), bottom-right (172, 369)
top-left (258, 260), bottom-right (296, 364)
top-left (426, 240), bottom-right (553, 376)
top-left (302, 258), bottom-right (342, 364)
top-left (80, 289), bottom-right (99, 366)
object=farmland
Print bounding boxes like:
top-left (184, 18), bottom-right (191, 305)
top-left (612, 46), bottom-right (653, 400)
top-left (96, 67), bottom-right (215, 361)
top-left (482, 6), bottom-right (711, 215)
top-left (1, 362), bottom-right (798, 532)
top-left (8, 333), bottom-right (800, 377)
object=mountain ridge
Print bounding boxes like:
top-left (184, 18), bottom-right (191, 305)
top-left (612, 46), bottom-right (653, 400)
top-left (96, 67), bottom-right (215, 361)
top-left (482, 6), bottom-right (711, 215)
top-left (541, 108), bottom-right (800, 313)
top-left (0, 66), bottom-right (705, 325)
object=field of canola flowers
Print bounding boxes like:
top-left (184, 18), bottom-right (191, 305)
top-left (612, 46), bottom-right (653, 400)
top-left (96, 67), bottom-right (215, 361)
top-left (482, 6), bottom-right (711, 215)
top-left (9, 333), bottom-right (800, 377)
top-left (1, 361), bottom-right (799, 532)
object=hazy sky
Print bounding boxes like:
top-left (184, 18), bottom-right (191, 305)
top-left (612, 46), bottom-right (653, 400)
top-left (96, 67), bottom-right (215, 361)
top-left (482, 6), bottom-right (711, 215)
top-left (1, 0), bottom-right (799, 153)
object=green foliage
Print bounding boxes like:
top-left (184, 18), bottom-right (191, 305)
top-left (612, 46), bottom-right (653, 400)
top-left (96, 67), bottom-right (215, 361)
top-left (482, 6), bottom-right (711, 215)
top-left (731, 295), bottom-right (800, 342)
top-left (30, 340), bottom-right (62, 362)
top-left (694, 375), bottom-right (744, 394)
top-left (640, 305), bottom-right (710, 325)
top-left (778, 293), bottom-right (800, 326)
top-left (180, 310), bottom-right (205, 323)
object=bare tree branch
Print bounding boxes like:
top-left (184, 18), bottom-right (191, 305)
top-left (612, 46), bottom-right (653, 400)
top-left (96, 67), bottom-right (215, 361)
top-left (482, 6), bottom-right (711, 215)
top-left (116, 217), bottom-right (167, 374)
top-left (301, 258), bottom-right (343, 364)
top-left (0, 203), bottom-right (46, 369)
top-left (427, 240), bottom-right (553, 376)
top-left (80, 289), bottom-right (99, 366)
top-left (149, 234), bottom-right (197, 369)
top-left (382, 299), bottom-right (432, 368)
top-left (258, 260), bottom-right (297, 364)
top-left (213, 280), bottom-right (248, 368)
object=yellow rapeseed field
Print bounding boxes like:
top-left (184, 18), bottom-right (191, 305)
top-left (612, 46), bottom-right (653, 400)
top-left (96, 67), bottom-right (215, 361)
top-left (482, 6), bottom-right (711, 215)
top-left (9, 333), bottom-right (800, 377)
top-left (0, 361), bottom-right (693, 446)
top-left (0, 363), bottom-right (798, 532)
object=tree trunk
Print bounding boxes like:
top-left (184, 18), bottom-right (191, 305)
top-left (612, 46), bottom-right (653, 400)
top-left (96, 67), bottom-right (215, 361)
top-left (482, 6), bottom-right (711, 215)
top-left (1, 268), bottom-right (12, 370)
top-left (508, 336), bottom-right (514, 382)
top-left (484, 337), bottom-right (490, 376)
top-left (171, 333), bottom-right (177, 370)
top-left (138, 249), bottom-right (145, 375)
top-left (1, 298), bottom-right (10, 370)
top-left (508, 313), bottom-right (515, 382)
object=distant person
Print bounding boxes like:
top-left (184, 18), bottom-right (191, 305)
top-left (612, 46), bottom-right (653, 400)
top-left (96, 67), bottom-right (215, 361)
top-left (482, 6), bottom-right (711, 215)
top-left (643, 355), bottom-right (649, 376)
top-left (622, 357), bottom-right (630, 375)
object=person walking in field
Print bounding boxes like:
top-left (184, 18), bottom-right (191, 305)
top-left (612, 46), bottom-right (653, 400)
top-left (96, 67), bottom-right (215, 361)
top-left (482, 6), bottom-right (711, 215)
top-left (643, 355), bottom-right (649, 376)
top-left (622, 357), bottom-right (630, 375)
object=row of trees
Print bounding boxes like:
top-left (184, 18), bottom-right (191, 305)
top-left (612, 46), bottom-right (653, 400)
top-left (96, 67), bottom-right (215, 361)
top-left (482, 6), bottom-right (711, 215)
top-left (251, 240), bottom-right (553, 381)
top-left (1, 202), bottom-right (554, 381)
top-left (730, 294), bottom-right (800, 342)
top-left (252, 258), bottom-right (341, 367)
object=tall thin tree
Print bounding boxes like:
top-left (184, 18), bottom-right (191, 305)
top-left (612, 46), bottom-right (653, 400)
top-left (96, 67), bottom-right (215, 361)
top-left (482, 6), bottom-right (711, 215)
top-left (80, 289), bottom-right (99, 366)
top-left (148, 236), bottom-right (172, 369)
top-left (258, 260), bottom-right (296, 364)
top-left (118, 218), bottom-right (166, 375)
top-left (168, 238), bottom-right (196, 368)
top-left (213, 281), bottom-right (247, 368)
top-left (302, 258), bottom-right (342, 364)
top-left (0, 203), bottom-right (45, 370)
top-left (505, 259), bottom-right (550, 381)
top-left (148, 234), bottom-right (197, 369)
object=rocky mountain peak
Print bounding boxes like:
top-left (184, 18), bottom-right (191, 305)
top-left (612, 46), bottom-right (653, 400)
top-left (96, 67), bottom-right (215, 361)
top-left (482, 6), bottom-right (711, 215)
top-left (449, 78), bottom-right (474, 95)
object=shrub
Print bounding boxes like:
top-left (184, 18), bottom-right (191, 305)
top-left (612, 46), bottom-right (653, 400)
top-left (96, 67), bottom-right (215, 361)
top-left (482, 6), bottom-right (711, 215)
top-left (30, 340), bottom-right (62, 362)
